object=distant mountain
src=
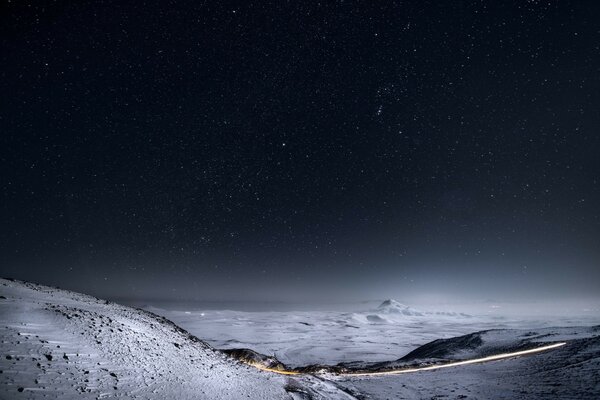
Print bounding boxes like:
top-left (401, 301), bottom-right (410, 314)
top-left (376, 299), bottom-right (424, 316)
top-left (375, 299), bottom-right (471, 318)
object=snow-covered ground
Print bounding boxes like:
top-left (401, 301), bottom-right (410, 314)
top-left (333, 326), bottom-right (600, 399)
top-left (142, 297), bottom-right (599, 367)
top-left (2, 278), bottom-right (599, 399)
top-left (0, 279), bottom-right (353, 399)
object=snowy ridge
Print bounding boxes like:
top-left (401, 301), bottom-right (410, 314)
top-left (0, 278), bottom-right (355, 399)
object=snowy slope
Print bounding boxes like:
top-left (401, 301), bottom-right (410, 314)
top-left (332, 327), bottom-right (600, 399)
top-left (0, 279), bottom-right (354, 399)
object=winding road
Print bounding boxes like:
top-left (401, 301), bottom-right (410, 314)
top-left (249, 341), bottom-right (567, 377)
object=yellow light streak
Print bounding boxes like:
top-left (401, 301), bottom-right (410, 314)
top-left (251, 364), bottom-right (302, 375)
top-left (245, 342), bottom-right (566, 377)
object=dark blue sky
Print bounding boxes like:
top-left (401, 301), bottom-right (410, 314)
top-left (2, 1), bottom-right (599, 301)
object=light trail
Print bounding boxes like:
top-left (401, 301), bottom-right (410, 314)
top-left (246, 342), bottom-right (567, 377)
top-left (251, 364), bottom-right (301, 375)
top-left (345, 342), bottom-right (566, 377)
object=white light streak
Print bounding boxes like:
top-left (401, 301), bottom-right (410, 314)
top-left (246, 342), bottom-right (567, 377)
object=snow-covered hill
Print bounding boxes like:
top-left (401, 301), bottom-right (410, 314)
top-left (0, 279), bottom-right (354, 399)
top-left (333, 326), bottom-right (600, 399)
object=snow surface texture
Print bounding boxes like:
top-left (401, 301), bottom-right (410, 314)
top-left (0, 279), bottom-right (354, 399)
top-left (1, 278), bottom-right (599, 399)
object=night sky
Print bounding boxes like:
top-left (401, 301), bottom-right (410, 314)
top-left (2, 1), bottom-right (599, 303)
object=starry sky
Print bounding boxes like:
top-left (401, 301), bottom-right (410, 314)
top-left (2, 1), bottom-right (599, 303)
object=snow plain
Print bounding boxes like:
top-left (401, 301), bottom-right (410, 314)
top-left (144, 297), bottom-right (599, 368)
top-left (2, 278), bottom-right (599, 399)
